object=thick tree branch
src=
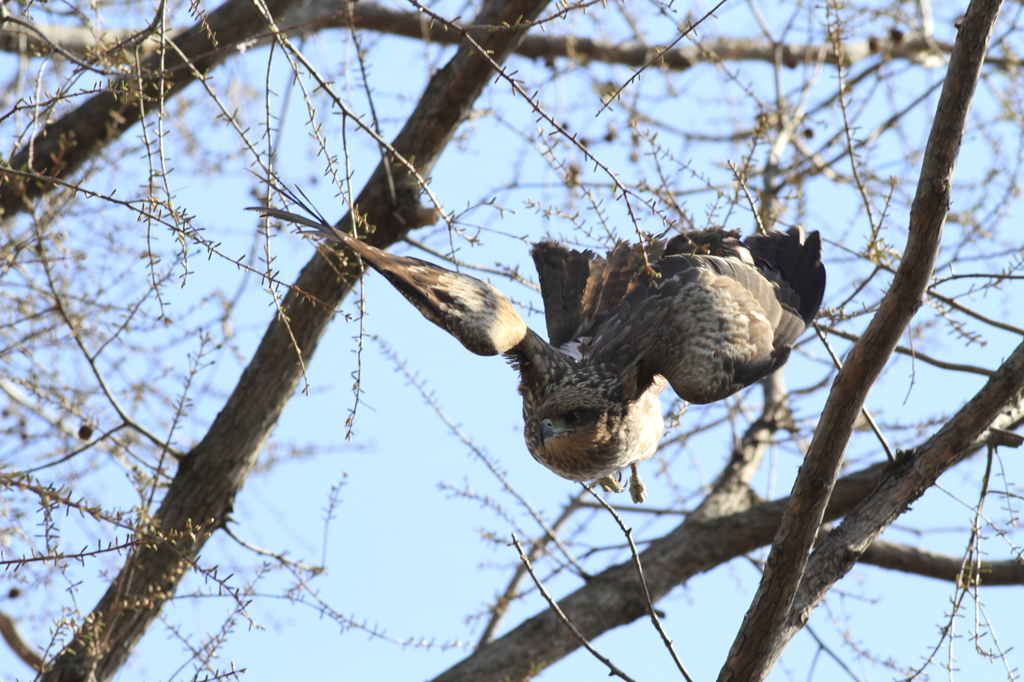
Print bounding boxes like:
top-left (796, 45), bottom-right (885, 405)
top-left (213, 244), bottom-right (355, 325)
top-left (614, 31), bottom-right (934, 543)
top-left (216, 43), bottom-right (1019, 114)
top-left (34, 1), bottom-right (552, 681)
top-left (296, 4), bottom-right (1010, 72)
top-left (859, 539), bottom-right (1024, 586)
top-left (1, 2), bottom-right (1013, 84)
top-left (429, 462), bottom-right (886, 682)
top-left (718, 2), bottom-right (1003, 680)
top-left (789, 336), bottom-right (1024, 637)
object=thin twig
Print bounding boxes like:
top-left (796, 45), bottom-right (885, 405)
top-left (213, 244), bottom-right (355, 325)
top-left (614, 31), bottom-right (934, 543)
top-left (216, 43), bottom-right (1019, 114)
top-left (222, 526), bottom-right (323, 574)
top-left (821, 325), bottom-right (995, 377)
top-left (375, 337), bottom-right (589, 578)
top-left (478, 493), bottom-right (586, 648)
top-left (584, 485), bottom-right (695, 682)
top-left (597, 0), bottom-right (730, 114)
top-left (510, 534), bottom-right (636, 682)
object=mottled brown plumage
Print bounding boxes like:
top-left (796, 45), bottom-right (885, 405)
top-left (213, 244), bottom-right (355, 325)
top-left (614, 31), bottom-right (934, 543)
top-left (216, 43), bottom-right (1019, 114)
top-left (523, 229), bottom-right (824, 499)
top-left (253, 204), bottom-right (825, 503)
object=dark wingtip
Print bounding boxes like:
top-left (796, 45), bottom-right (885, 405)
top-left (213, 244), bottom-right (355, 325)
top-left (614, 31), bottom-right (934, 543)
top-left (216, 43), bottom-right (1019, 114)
top-left (744, 227), bottom-right (825, 325)
top-left (794, 229), bottom-right (826, 324)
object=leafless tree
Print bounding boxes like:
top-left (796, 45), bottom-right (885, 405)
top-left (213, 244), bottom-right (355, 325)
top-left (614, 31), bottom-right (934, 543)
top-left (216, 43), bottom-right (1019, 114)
top-left (1, 0), bottom-right (1021, 681)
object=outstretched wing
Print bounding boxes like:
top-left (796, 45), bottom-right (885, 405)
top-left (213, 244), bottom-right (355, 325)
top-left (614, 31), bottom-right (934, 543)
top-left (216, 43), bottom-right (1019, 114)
top-left (541, 228), bottom-right (825, 404)
top-left (252, 206), bottom-right (528, 357)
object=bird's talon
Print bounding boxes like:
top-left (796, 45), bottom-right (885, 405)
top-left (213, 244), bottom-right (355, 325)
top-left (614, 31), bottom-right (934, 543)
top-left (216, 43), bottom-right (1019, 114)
top-left (629, 464), bottom-right (647, 503)
top-left (596, 475), bottom-right (626, 494)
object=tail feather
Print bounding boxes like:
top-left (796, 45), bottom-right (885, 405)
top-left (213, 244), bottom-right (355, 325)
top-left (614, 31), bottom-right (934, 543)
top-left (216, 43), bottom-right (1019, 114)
top-left (664, 229), bottom-right (743, 260)
top-left (584, 242), bottom-right (662, 326)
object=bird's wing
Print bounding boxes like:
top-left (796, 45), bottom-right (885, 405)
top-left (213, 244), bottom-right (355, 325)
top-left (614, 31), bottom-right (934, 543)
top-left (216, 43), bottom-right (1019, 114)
top-left (252, 206), bottom-right (528, 357)
top-left (530, 240), bottom-right (665, 351)
top-left (529, 242), bottom-right (594, 349)
top-left (740, 228), bottom-right (825, 326)
top-left (585, 227), bottom-right (825, 404)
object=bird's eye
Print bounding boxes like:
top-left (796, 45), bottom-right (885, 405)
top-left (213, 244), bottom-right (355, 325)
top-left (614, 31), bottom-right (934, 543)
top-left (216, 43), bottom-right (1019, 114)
top-left (563, 410), bottom-right (582, 425)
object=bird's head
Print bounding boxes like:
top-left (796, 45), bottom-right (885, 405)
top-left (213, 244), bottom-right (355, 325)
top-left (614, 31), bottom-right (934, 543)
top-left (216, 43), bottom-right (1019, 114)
top-left (535, 394), bottom-right (624, 481)
top-left (528, 366), bottom-right (638, 482)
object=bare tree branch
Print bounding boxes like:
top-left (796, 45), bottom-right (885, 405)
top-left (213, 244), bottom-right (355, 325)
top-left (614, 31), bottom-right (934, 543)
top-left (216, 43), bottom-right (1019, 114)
top-left (718, 2), bottom-right (1004, 679)
top-left (299, 2), bottom-right (1015, 71)
top-left (789, 336), bottom-right (1024, 640)
top-left (0, 0), bottom-right (311, 219)
top-left (33, 1), bottom-right (554, 680)
top-left (1, 2), bottom-right (1013, 84)
top-left (0, 611), bottom-right (42, 671)
top-left (859, 538), bottom-right (1024, 585)
top-left (511, 533), bottom-right (639, 682)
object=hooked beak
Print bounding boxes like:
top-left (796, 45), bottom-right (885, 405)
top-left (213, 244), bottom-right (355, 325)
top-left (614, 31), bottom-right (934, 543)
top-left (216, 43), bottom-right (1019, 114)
top-left (539, 419), bottom-right (571, 444)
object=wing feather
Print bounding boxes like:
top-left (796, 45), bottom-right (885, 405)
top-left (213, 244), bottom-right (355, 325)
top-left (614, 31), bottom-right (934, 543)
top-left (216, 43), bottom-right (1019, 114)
top-left (531, 240), bottom-right (667, 352)
top-left (530, 242), bottom-right (594, 349)
top-left (254, 207), bottom-right (528, 356)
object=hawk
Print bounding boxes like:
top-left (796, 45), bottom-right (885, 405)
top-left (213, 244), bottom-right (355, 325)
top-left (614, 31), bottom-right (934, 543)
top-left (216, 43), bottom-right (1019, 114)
top-left (254, 204), bottom-right (825, 503)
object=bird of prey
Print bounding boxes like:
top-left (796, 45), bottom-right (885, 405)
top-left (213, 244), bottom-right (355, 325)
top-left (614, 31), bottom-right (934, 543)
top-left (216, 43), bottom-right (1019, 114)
top-left (254, 203), bottom-right (825, 503)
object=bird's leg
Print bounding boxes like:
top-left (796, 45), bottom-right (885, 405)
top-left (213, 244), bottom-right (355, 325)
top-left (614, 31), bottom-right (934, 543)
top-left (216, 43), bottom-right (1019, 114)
top-left (596, 474), bottom-right (626, 495)
top-left (628, 464), bottom-right (647, 504)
